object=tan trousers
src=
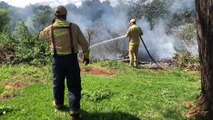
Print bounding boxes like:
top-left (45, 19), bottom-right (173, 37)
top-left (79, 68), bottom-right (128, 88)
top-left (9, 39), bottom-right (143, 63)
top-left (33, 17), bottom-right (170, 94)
top-left (129, 45), bottom-right (139, 67)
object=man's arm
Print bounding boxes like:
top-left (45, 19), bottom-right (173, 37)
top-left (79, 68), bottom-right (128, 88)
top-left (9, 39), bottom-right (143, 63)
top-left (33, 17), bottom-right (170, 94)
top-left (39, 26), bottom-right (51, 40)
top-left (76, 25), bottom-right (90, 65)
top-left (125, 27), bottom-right (132, 37)
top-left (76, 25), bottom-right (90, 59)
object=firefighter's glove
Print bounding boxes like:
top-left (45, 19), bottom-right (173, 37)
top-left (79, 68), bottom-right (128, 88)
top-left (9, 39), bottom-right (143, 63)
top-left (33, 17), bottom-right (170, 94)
top-left (83, 57), bottom-right (90, 65)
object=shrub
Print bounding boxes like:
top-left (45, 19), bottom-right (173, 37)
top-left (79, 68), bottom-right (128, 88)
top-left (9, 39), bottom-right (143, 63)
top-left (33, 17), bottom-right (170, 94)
top-left (0, 33), bottom-right (14, 64)
top-left (175, 23), bottom-right (196, 48)
top-left (12, 36), bottom-right (51, 65)
top-left (0, 33), bottom-right (51, 65)
top-left (174, 52), bottom-right (200, 70)
top-left (0, 9), bottom-right (10, 32)
top-left (8, 21), bottom-right (52, 65)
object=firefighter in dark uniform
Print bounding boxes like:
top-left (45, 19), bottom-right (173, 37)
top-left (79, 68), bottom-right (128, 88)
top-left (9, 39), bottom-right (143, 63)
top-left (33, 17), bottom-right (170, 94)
top-left (39, 5), bottom-right (89, 120)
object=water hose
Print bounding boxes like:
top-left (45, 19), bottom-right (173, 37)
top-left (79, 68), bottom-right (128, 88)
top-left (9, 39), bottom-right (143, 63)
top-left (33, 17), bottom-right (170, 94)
top-left (89, 35), bottom-right (126, 49)
top-left (140, 36), bottom-right (165, 70)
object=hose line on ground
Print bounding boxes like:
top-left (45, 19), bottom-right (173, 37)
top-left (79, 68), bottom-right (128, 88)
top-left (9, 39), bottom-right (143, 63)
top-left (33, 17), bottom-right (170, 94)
top-left (140, 36), bottom-right (165, 70)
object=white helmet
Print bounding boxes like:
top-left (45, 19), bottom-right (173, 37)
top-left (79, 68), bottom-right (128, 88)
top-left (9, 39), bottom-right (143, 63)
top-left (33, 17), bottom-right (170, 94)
top-left (129, 19), bottom-right (136, 24)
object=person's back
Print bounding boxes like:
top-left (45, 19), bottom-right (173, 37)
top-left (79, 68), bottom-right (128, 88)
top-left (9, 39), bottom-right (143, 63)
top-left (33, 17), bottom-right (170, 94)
top-left (39, 5), bottom-right (89, 120)
top-left (40, 19), bottom-right (89, 56)
top-left (126, 19), bottom-right (143, 67)
top-left (127, 24), bottom-right (143, 46)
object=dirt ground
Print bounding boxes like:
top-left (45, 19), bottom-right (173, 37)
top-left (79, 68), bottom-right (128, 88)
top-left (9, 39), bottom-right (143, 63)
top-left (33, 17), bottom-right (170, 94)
top-left (81, 67), bottom-right (117, 76)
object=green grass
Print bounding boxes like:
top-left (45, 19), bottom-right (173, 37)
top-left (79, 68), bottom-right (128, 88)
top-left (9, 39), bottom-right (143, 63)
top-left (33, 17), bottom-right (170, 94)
top-left (0, 61), bottom-right (200, 120)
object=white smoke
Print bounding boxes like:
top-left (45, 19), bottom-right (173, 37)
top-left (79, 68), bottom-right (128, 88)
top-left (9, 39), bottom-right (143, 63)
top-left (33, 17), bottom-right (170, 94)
top-left (169, 0), bottom-right (195, 14)
top-left (4, 0), bottom-right (197, 61)
top-left (134, 0), bottom-right (197, 61)
top-left (138, 19), bottom-right (177, 60)
top-left (64, 0), bottom-right (197, 61)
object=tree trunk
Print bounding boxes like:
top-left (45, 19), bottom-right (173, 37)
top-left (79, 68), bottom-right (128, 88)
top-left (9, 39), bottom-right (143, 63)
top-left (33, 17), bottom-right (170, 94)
top-left (196, 0), bottom-right (213, 119)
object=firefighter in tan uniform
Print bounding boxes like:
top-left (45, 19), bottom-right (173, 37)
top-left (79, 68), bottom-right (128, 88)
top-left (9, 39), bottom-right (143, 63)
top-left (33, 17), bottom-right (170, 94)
top-left (39, 5), bottom-right (89, 120)
top-left (126, 19), bottom-right (143, 68)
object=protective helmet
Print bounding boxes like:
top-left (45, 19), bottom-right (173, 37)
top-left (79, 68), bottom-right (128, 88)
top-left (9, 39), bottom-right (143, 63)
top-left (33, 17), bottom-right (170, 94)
top-left (54, 5), bottom-right (67, 16)
top-left (129, 19), bottom-right (136, 24)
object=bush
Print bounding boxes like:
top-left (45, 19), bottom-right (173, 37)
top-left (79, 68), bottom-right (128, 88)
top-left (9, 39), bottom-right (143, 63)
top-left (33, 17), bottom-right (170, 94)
top-left (82, 89), bottom-right (113, 102)
top-left (0, 33), bottom-right (14, 64)
top-left (0, 33), bottom-right (51, 65)
top-left (176, 23), bottom-right (196, 44)
top-left (174, 52), bottom-right (199, 70)
top-left (12, 36), bottom-right (51, 65)
top-left (0, 9), bottom-right (10, 32)
top-left (8, 20), bottom-right (52, 65)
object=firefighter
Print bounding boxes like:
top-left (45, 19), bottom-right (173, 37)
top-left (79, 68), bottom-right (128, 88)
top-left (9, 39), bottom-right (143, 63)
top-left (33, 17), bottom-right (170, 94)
top-left (126, 19), bottom-right (143, 68)
top-left (39, 5), bottom-right (89, 120)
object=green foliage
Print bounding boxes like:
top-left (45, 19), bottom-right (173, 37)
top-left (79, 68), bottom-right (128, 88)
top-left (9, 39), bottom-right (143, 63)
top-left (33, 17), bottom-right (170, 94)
top-left (0, 62), bottom-right (200, 119)
top-left (167, 7), bottom-right (195, 28)
top-left (0, 21), bottom-right (51, 65)
top-left (12, 36), bottom-right (51, 65)
top-left (82, 89), bottom-right (113, 102)
top-left (176, 23), bottom-right (196, 44)
top-left (30, 6), bottom-right (53, 33)
top-left (174, 52), bottom-right (199, 68)
top-left (143, 0), bottom-right (168, 29)
top-left (0, 33), bottom-right (14, 64)
top-left (0, 106), bottom-right (13, 116)
top-left (0, 84), bottom-right (4, 94)
top-left (172, 69), bottom-right (198, 82)
top-left (12, 21), bottom-right (51, 65)
top-left (96, 60), bottom-right (126, 70)
top-left (0, 65), bottom-right (51, 101)
top-left (128, 0), bottom-right (168, 29)
top-left (12, 21), bottom-right (31, 40)
top-left (0, 9), bottom-right (10, 32)
top-left (0, 1), bottom-right (10, 9)
top-left (127, 0), bottom-right (195, 30)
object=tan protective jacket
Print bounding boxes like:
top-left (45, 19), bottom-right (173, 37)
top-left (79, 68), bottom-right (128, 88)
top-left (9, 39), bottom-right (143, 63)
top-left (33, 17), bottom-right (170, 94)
top-left (126, 24), bottom-right (143, 46)
top-left (39, 19), bottom-right (89, 57)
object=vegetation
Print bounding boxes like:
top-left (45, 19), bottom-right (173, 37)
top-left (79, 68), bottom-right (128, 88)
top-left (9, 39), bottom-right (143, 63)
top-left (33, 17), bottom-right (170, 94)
top-left (30, 6), bottom-right (53, 33)
top-left (0, 0), bottom-right (197, 64)
top-left (0, 8), bottom-right (10, 32)
top-left (0, 25), bottom-right (51, 65)
top-left (174, 52), bottom-right (199, 70)
top-left (0, 0), bottom-right (201, 119)
top-left (0, 61), bottom-right (200, 120)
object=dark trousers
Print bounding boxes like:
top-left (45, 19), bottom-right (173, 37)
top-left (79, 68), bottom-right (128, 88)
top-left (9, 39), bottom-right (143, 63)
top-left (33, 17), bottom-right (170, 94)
top-left (52, 54), bottom-right (81, 111)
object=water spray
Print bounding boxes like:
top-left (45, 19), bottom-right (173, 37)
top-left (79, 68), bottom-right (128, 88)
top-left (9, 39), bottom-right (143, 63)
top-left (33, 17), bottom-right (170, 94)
top-left (79, 35), bottom-right (126, 63)
top-left (81, 35), bottom-right (165, 70)
top-left (89, 35), bottom-right (126, 49)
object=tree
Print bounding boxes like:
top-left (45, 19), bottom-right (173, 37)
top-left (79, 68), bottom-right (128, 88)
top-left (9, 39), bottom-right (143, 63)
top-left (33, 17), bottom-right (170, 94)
top-left (12, 20), bottom-right (31, 40)
top-left (0, 9), bottom-right (10, 32)
top-left (0, 1), bottom-right (10, 9)
top-left (126, 0), bottom-right (169, 29)
top-left (12, 20), bottom-right (51, 65)
top-left (30, 5), bottom-right (53, 33)
top-left (188, 0), bottom-right (213, 119)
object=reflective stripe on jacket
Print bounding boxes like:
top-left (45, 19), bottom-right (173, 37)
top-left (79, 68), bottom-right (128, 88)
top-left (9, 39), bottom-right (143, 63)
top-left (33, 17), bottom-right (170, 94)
top-left (39, 19), bottom-right (89, 58)
top-left (126, 25), bottom-right (143, 46)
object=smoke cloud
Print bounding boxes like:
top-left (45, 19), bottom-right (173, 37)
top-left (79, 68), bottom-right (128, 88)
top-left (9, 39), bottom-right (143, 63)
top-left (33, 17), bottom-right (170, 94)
top-left (138, 19), bottom-right (177, 60)
top-left (168, 0), bottom-right (195, 14)
top-left (136, 0), bottom-right (197, 61)
top-left (5, 0), bottom-right (197, 61)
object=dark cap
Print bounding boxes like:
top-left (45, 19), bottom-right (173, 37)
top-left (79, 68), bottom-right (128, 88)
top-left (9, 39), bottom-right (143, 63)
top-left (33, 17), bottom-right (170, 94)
top-left (54, 5), bottom-right (67, 16)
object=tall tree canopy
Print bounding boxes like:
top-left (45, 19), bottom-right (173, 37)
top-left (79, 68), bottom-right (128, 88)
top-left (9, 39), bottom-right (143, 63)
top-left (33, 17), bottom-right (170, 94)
top-left (0, 9), bottom-right (10, 32)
